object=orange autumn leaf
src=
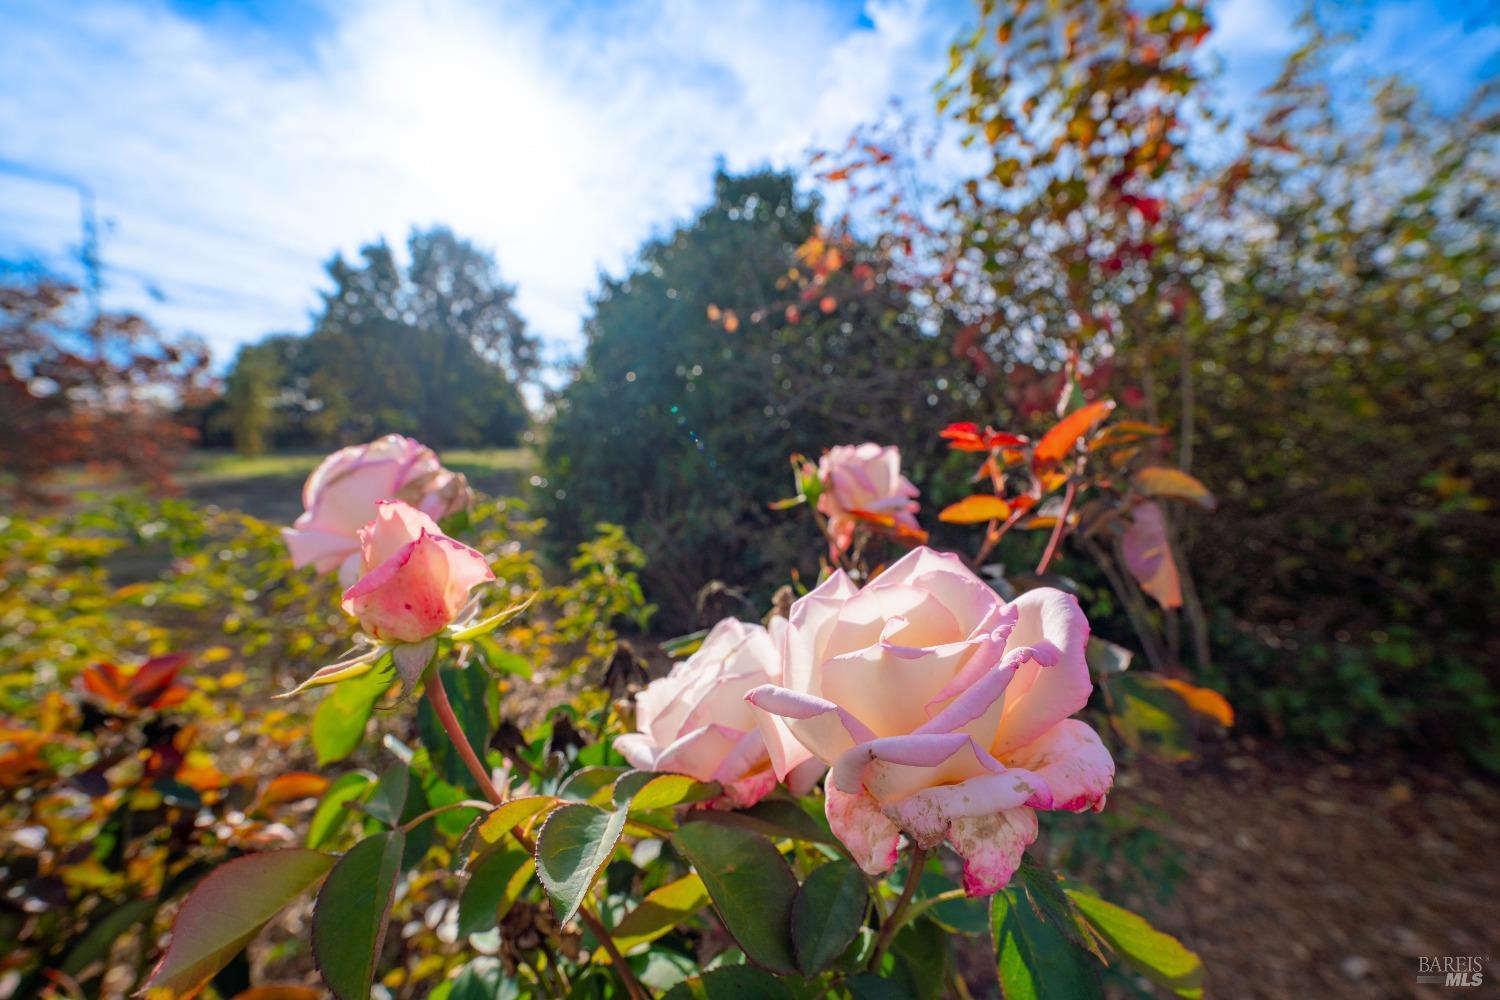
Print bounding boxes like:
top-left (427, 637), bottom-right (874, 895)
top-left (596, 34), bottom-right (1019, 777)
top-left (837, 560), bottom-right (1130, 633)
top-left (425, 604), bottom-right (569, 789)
top-left (254, 772), bottom-right (328, 810)
top-left (849, 509), bottom-right (929, 545)
top-left (1134, 466), bottom-right (1216, 509)
top-left (1158, 678), bottom-right (1235, 727)
top-left (940, 494), bottom-right (1013, 524)
top-left (231, 989), bottom-right (324, 1000)
top-left (1033, 399), bottom-right (1115, 467)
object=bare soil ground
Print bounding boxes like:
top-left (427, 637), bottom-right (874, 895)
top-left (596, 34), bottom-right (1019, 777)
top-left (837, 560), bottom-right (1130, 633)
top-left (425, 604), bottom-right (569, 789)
top-left (1121, 743), bottom-right (1500, 999)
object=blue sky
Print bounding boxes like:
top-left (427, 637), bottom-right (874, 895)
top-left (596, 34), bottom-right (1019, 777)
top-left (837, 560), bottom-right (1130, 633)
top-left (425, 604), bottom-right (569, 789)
top-left (1, 0), bottom-right (1495, 366)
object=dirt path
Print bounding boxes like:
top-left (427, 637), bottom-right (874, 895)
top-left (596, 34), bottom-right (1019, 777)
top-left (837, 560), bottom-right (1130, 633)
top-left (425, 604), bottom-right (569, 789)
top-left (1124, 744), bottom-right (1500, 998)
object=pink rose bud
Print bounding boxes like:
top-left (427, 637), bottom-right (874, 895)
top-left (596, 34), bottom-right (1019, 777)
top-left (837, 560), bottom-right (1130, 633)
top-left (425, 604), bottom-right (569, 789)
top-left (746, 546), bottom-right (1114, 896)
top-left (283, 435), bottom-right (471, 585)
top-left (816, 443), bottom-right (923, 557)
top-left (340, 501), bottom-right (494, 644)
top-left (614, 617), bottom-right (784, 808)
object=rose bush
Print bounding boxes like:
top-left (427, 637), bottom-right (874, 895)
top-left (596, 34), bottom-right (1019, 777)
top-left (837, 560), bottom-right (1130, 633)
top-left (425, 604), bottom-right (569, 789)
top-left (614, 616), bottom-right (783, 807)
top-left (748, 545), bottom-right (1115, 895)
top-left (283, 434), bottom-right (471, 584)
top-left (341, 500), bottom-right (494, 643)
top-left (816, 442), bottom-right (923, 558)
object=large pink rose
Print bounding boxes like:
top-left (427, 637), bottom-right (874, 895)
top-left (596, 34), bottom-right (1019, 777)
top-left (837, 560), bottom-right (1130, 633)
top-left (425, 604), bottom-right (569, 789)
top-left (284, 435), bottom-right (471, 585)
top-left (747, 546), bottom-right (1113, 896)
top-left (614, 617), bottom-right (784, 808)
top-left (816, 443), bottom-right (922, 557)
top-left (340, 501), bottom-right (494, 644)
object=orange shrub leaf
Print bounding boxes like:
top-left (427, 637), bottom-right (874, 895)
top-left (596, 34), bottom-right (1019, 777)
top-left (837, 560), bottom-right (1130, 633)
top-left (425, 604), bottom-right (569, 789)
top-left (1033, 399), bottom-right (1115, 466)
top-left (1158, 678), bottom-right (1235, 727)
top-left (1134, 467), bottom-right (1215, 509)
top-left (939, 494), bottom-right (1013, 524)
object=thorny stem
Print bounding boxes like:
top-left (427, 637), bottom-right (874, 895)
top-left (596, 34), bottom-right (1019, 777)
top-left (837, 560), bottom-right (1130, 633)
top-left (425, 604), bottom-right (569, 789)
top-left (867, 845), bottom-right (927, 972)
top-left (425, 668), bottom-right (651, 1000)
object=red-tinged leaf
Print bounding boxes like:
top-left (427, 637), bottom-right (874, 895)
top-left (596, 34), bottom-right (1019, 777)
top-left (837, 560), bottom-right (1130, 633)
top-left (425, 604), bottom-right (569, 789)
top-left (127, 653), bottom-right (190, 708)
top-left (1121, 502), bottom-right (1183, 610)
top-left (1134, 467), bottom-right (1216, 509)
top-left (77, 662), bottom-right (126, 703)
top-left (255, 772), bottom-right (330, 812)
top-left (940, 495), bottom-right (1013, 524)
top-left (1157, 678), bottom-right (1234, 727)
top-left (231, 989), bottom-right (324, 1000)
top-left (821, 167), bottom-right (851, 181)
top-left (819, 295), bottom-right (837, 314)
top-left (940, 422), bottom-right (988, 451)
top-left (1034, 400), bottom-right (1115, 466)
top-left (145, 850), bottom-right (335, 996)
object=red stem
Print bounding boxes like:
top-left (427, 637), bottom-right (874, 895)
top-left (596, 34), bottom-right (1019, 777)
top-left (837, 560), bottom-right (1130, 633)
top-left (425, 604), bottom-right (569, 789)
top-left (424, 671), bottom-right (649, 1000)
top-left (1036, 481), bottom-right (1077, 575)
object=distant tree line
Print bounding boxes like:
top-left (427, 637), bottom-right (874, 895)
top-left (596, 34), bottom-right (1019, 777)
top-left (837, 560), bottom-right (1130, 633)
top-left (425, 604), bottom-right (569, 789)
top-left (205, 226), bottom-right (535, 452)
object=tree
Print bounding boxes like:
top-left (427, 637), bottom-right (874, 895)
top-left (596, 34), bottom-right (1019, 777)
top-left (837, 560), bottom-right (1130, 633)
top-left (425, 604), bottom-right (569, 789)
top-left (0, 272), bottom-right (212, 499)
top-left (544, 170), bottom-right (972, 627)
top-left (222, 227), bottom-right (534, 450)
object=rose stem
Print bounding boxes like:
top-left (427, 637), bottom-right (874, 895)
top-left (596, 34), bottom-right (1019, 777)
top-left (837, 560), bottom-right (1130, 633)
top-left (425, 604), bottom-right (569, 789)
top-left (1035, 480), bottom-right (1078, 575)
top-left (424, 669), bottom-right (650, 1000)
top-left (867, 845), bottom-right (928, 972)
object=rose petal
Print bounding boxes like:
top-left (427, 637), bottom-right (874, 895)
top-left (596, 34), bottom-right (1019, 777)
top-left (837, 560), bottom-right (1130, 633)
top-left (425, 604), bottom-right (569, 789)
top-left (949, 808), bottom-right (1037, 897)
top-left (999, 719), bottom-right (1114, 813)
top-left (652, 725), bottom-right (742, 784)
top-left (613, 733), bottom-right (659, 772)
top-left (825, 783), bottom-right (902, 877)
top-left (282, 524), bottom-right (360, 574)
top-left (886, 770), bottom-right (1049, 848)
top-left (745, 685), bottom-right (876, 778)
top-left (830, 733), bottom-right (1002, 803)
top-left (992, 588), bottom-right (1093, 755)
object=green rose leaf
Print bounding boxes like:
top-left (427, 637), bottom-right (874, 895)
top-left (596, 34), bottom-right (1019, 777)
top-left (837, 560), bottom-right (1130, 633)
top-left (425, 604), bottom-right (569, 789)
top-left (593, 872), bottom-right (711, 962)
top-left (534, 803), bottom-right (629, 923)
top-left (458, 844), bottom-right (535, 937)
top-left (144, 849), bottom-right (335, 996)
top-left (312, 666), bottom-right (388, 765)
top-left (313, 830), bottom-right (406, 1000)
top-left (363, 760), bottom-right (411, 828)
top-left (614, 771), bottom-right (721, 812)
top-left (662, 964), bottom-right (794, 999)
top-left (1065, 888), bottom-right (1204, 999)
top-left (306, 770), bottom-right (375, 850)
top-left (991, 887), bottom-right (1103, 1000)
top-left (477, 795), bottom-right (560, 846)
top-left (672, 822), bottom-right (798, 975)
top-left (791, 859), bottom-right (869, 976)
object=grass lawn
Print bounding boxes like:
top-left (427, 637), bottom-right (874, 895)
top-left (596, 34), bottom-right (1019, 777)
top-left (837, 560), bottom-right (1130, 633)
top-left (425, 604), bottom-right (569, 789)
top-left (176, 447), bottom-right (535, 520)
top-left (181, 447), bottom-right (533, 483)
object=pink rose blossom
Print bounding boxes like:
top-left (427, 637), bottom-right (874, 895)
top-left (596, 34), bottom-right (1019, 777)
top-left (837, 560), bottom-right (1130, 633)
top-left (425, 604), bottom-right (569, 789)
top-left (340, 501), bottom-right (494, 644)
top-left (284, 435), bottom-right (471, 585)
top-left (816, 443), bottom-right (922, 558)
top-left (615, 617), bottom-right (786, 809)
top-left (747, 546), bottom-right (1114, 896)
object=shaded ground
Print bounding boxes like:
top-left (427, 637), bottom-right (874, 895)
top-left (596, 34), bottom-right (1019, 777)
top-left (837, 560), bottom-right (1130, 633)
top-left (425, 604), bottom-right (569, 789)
top-left (1122, 744), bottom-right (1499, 999)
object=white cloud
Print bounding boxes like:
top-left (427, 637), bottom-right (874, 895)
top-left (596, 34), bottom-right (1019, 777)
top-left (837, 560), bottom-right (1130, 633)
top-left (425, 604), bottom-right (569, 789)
top-left (0, 0), bottom-right (965, 363)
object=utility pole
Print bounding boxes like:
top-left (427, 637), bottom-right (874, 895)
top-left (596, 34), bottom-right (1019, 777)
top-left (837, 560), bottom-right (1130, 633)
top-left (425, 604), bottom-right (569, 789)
top-left (0, 158), bottom-right (104, 317)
